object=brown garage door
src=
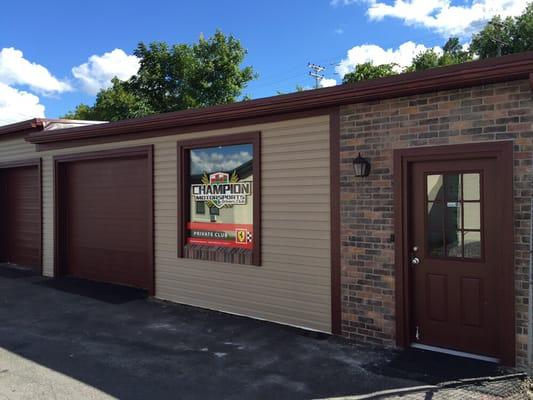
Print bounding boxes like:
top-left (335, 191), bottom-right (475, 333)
top-left (57, 149), bottom-right (153, 292)
top-left (0, 165), bottom-right (41, 270)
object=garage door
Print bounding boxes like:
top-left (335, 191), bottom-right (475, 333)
top-left (0, 165), bottom-right (41, 270)
top-left (57, 149), bottom-right (153, 292)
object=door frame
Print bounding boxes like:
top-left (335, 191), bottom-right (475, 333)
top-left (393, 141), bottom-right (515, 366)
top-left (0, 158), bottom-right (42, 274)
top-left (53, 146), bottom-right (154, 295)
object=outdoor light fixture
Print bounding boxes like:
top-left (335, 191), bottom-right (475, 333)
top-left (353, 153), bottom-right (371, 177)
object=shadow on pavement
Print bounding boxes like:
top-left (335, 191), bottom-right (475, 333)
top-left (34, 276), bottom-right (147, 304)
top-left (0, 264), bottom-right (515, 400)
top-left (363, 347), bottom-right (504, 385)
top-left (0, 264), bottom-right (38, 279)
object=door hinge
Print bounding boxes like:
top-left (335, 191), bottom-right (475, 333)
top-left (415, 325), bottom-right (420, 341)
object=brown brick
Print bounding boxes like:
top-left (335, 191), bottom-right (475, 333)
top-left (340, 80), bottom-right (533, 369)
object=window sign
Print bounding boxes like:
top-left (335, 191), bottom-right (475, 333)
top-left (187, 143), bottom-right (254, 249)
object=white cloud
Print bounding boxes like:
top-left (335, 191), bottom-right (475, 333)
top-left (72, 49), bottom-right (140, 95)
top-left (191, 149), bottom-right (253, 175)
top-left (0, 82), bottom-right (45, 126)
top-left (336, 41), bottom-right (440, 77)
top-left (320, 77), bottom-right (338, 87)
top-left (365, 0), bottom-right (529, 36)
top-left (0, 48), bottom-right (71, 95)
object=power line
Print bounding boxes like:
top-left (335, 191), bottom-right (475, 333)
top-left (250, 30), bottom-right (459, 93)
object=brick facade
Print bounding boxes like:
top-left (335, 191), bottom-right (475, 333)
top-left (339, 79), bottom-right (533, 368)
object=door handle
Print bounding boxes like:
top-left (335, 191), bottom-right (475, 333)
top-left (411, 257), bottom-right (421, 265)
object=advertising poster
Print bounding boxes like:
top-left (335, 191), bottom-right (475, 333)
top-left (187, 143), bottom-right (253, 249)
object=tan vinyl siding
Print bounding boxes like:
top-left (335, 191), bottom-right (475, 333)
top-left (0, 136), bottom-right (37, 161)
top-left (0, 115), bottom-right (332, 333)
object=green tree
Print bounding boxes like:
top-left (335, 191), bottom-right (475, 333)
top-left (406, 37), bottom-right (472, 72)
top-left (342, 62), bottom-right (397, 83)
top-left (441, 37), bottom-right (471, 64)
top-left (471, 4), bottom-right (533, 58)
top-left (63, 78), bottom-right (153, 121)
top-left (406, 49), bottom-right (441, 72)
top-left (64, 31), bottom-right (255, 121)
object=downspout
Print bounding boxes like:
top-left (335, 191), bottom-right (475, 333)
top-left (527, 72), bottom-right (533, 376)
top-left (527, 164), bottom-right (533, 376)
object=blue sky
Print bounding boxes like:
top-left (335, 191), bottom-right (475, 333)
top-left (0, 0), bottom-right (529, 125)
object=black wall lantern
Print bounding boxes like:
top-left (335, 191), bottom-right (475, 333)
top-left (353, 153), bottom-right (371, 177)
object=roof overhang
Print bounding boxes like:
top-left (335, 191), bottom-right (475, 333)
top-left (0, 118), bottom-right (106, 139)
top-left (0, 118), bottom-right (48, 137)
top-left (25, 51), bottom-right (533, 147)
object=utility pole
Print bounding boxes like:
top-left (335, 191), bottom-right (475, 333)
top-left (488, 20), bottom-right (508, 57)
top-left (308, 62), bottom-right (325, 89)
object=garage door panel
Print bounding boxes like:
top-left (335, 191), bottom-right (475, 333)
top-left (61, 153), bottom-right (152, 291)
top-left (69, 246), bottom-right (149, 288)
top-left (1, 166), bottom-right (41, 269)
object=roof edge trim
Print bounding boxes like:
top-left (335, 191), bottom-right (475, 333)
top-left (26, 51), bottom-right (533, 145)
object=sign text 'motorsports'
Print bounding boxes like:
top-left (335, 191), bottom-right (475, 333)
top-left (191, 172), bottom-right (252, 208)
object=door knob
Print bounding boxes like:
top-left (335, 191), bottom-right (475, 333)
top-left (411, 257), bottom-right (421, 265)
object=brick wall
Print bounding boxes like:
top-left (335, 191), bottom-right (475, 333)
top-left (339, 79), bottom-right (533, 368)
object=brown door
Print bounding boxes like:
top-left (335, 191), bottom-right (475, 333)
top-left (410, 158), bottom-right (499, 358)
top-left (61, 155), bottom-right (151, 290)
top-left (0, 166), bottom-right (40, 269)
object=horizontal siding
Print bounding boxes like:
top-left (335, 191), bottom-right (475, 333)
top-left (0, 137), bottom-right (36, 161)
top-left (0, 115), bottom-right (332, 333)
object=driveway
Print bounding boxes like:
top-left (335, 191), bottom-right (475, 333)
top-left (0, 264), bottom-right (510, 400)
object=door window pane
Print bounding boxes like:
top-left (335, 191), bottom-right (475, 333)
top-left (425, 171), bottom-right (482, 259)
top-left (464, 203), bottom-right (481, 230)
top-left (427, 175), bottom-right (443, 201)
top-left (427, 202), bottom-right (444, 229)
top-left (428, 230), bottom-right (444, 256)
top-left (464, 231), bottom-right (481, 258)
top-left (446, 230), bottom-right (462, 257)
top-left (463, 173), bottom-right (480, 201)
top-left (445, 174), bottom-right (461, 201)
top-left (446, 201), bottom-right (462, 230)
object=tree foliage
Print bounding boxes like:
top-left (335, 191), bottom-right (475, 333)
top-left (63, 78), bottom-right (153, 121)
top-left (342, 37), bottom-right (473, 83)
top-left (406, 37), bottom-right (472, 72)
top-left (341, 5), bottom-right (532, 85)
top-left (342, 62), bottom-right (397, 84)
top-left (64, 31), bottom-right (255, 121)
top-left (471, 4), bottom-right (533, 58)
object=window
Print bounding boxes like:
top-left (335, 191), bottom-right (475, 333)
top-left (196, 201), bottom-right (206, 215)
top-left (177, 132), bottom-right (261, 266)
top-left (426, 172), bottom-right (482, 259)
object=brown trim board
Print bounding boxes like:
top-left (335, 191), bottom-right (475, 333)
top-left (177, 132), bottom-right (262, 266)
top-left (393, 141), bottom-right (515, 366)
top-left (53, 146), bottom-right (155, 295)
top-left (0, 158), bottom-right (43, 275)
top-left (27, 52), bottom-right (533, 148)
